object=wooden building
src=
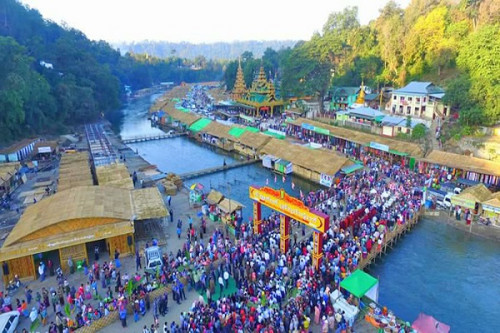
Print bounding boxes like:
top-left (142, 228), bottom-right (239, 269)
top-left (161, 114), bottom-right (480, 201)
top-left (0, 186), bottom-right (167, 282)
top-left (0, 162), bottom-right (20, 196)
top-left (0, 138), bottom-right (40, 163)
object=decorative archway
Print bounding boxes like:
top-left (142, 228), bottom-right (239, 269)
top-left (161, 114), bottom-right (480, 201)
top-left (249, 186), bottom-right (329, 269)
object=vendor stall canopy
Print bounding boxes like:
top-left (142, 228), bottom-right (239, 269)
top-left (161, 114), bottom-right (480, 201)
top-left (420, 150), bottom-right (500, 178)
top-left (206, 189), bottom-right (224, 205)
top-left (340, 269), bottom-right (378, 298)
top-left (453, 183), bottom-right (492, 203)
top-left (218, 198), bottom-right (244, 214)
top-left (260, 139), bottom-right (353, 176)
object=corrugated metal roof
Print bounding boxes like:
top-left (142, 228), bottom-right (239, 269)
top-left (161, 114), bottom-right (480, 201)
top-left (393, 81), bottom-right (445, 95)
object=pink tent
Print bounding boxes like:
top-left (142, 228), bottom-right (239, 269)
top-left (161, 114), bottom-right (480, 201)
top-left (412, 313), bottom-right (450, 333)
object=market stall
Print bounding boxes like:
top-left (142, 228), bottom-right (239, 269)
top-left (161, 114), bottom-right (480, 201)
top-left (450, 183), bottom-right (491, 213)
top-left (481, 192), bottom-right (500, 226)
top-left (189, 183), bottom-right (205, 208)
top-left (205, 189), bottom-right (224, 222)
top-left (217, 198), bottom-right (244, 234)
top-left (274, 159), bottom-right (293, 175)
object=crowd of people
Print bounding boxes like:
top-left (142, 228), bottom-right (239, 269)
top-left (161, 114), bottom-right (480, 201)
top-left (148, 154), bottom-right (424, 332)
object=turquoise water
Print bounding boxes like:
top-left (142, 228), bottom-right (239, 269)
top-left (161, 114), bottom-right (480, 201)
top-left (187, 164), bottom-right (320, 221)
top-left (127, 138), bottom-right (237, 175)
top-left (367, 219), bottom-right (500, 333)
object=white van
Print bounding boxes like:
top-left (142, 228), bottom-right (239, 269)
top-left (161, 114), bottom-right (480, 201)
top-left (0, 311), bottom-right (20, 333)
top-left (144, 246), bottom-right (163, 273)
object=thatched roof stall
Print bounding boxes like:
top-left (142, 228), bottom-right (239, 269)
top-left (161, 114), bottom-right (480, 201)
top-left (0, 162), bottom-right (20, 187)
top-left (96, 163), bottom-right (134, 190)
top-left (289, 118), bottom-right (424, 157)
top-left (58, 152), bottom-right (93, 191)
top-left (206, 189), bottom-right (224, 205)
top-left (420, 150), bottom-right (500, 178)
top-left (483, 192), bottom-right (500, 209)
top-left (165, 109), bottom-right (201, 126)
top-left (202, 122), bottom-right (232, 140)
top-left (238, 132), bottom-right (271, 150)
top-left (451, 183), bottom-right (492, 209)
top-left (150, 85), bottom-right (192, 112)
top-left (218, 198), bottom-right (244, 214)
top-left (261, 139), bottom-right (353, 176)
top-left (131, 187), bottom-right (168, 220)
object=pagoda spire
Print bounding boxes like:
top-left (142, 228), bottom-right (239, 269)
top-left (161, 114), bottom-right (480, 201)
top-left (256, 65), bottom-right (267, 85)
top-left (355, 80), bottom-right (366, 105)
top-left (232, 57), bottom-right (246, 100)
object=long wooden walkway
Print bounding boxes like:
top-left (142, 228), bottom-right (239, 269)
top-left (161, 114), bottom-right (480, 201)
top-left (179, 159), bottom-right (259, 180)
top-left (122, 132), bottom-right (186, 144)
top-left (357, 207), bottom-right (423, 270)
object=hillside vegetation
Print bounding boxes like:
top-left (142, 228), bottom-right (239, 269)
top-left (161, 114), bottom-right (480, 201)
top-left (224, 0), bottom-right (499, 124)
top-left (0, 0), bottom-right (223, 142)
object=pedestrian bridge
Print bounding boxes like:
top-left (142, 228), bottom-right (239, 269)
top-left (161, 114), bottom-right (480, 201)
top-left (122, 132), bottom-right (186, 144)
top-left (179, 159), bottom-right (259, 180)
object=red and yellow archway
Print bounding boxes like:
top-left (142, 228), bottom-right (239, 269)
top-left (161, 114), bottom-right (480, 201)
top-left (249, 186), bottom-right (329, 269)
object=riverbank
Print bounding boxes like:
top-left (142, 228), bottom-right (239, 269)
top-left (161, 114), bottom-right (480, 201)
top-left (424, 209), bottom-right (500, 242)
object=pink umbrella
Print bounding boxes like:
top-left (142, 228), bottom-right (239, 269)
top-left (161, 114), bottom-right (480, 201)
top-left (412, 313), bottom-right (450, 333)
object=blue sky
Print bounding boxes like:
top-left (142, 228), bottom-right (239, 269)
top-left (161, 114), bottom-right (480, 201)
top-left (21, 0), bottom-right (410, 43)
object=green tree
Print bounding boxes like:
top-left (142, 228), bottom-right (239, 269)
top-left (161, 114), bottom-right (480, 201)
top-left (442, 74), bottom-right (473, 111)
top-left (457, 24), bottom-right (500, 124)
top-left (411, 123), bottom-right (427, 140)
top-left (281, 40), bottom-right (332, 112)
top-left (223, 60), bottom-right (238, 90)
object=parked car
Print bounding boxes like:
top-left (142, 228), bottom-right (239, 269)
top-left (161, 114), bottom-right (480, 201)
top-left (0, 311), bottom-right (20, 333)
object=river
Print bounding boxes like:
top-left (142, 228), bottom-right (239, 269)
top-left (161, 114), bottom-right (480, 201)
top-left (116, 94), bottom-right (500, 333)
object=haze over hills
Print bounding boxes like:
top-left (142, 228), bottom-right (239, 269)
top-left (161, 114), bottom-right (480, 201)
top-left (114, 40), bottom-right (299, 60)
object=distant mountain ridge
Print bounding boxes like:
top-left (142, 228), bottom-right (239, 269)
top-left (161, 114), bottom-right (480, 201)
top-left (114, 40), bottom-right (298, 60)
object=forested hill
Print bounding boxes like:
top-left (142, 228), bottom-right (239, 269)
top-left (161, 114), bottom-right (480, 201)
top-left (114, 40), bottom-right (298, 60)
top-left (0, 0), bottom-right (224, 142)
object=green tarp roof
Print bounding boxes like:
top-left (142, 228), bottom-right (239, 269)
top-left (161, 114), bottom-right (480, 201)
top-left (245, 126), bottom-right (260, 133)
top-left (189, 118), bottom-right (212, 132)
top-left (389, 149), bottom-right (409, 157)
top-left (228, 127), bottom-right (246, 138)
top-left (341, 163), bottom-right (364, 174)
top-left (276, 159), bottom-right (291, 166)
top-left (176, 106), bottom-right (190, 112)
top-left (263, 131), bottom-right (285, 140)
top-left (340, 270), bottom-right (378, 298)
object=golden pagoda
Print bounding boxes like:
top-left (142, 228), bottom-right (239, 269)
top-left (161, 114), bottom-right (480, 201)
top-left (232, 59), bottom-right (246, 100)
top-left (354, 81), bottom-right (366, 105)
top-left (236, 65), bottom-right (284, 118)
